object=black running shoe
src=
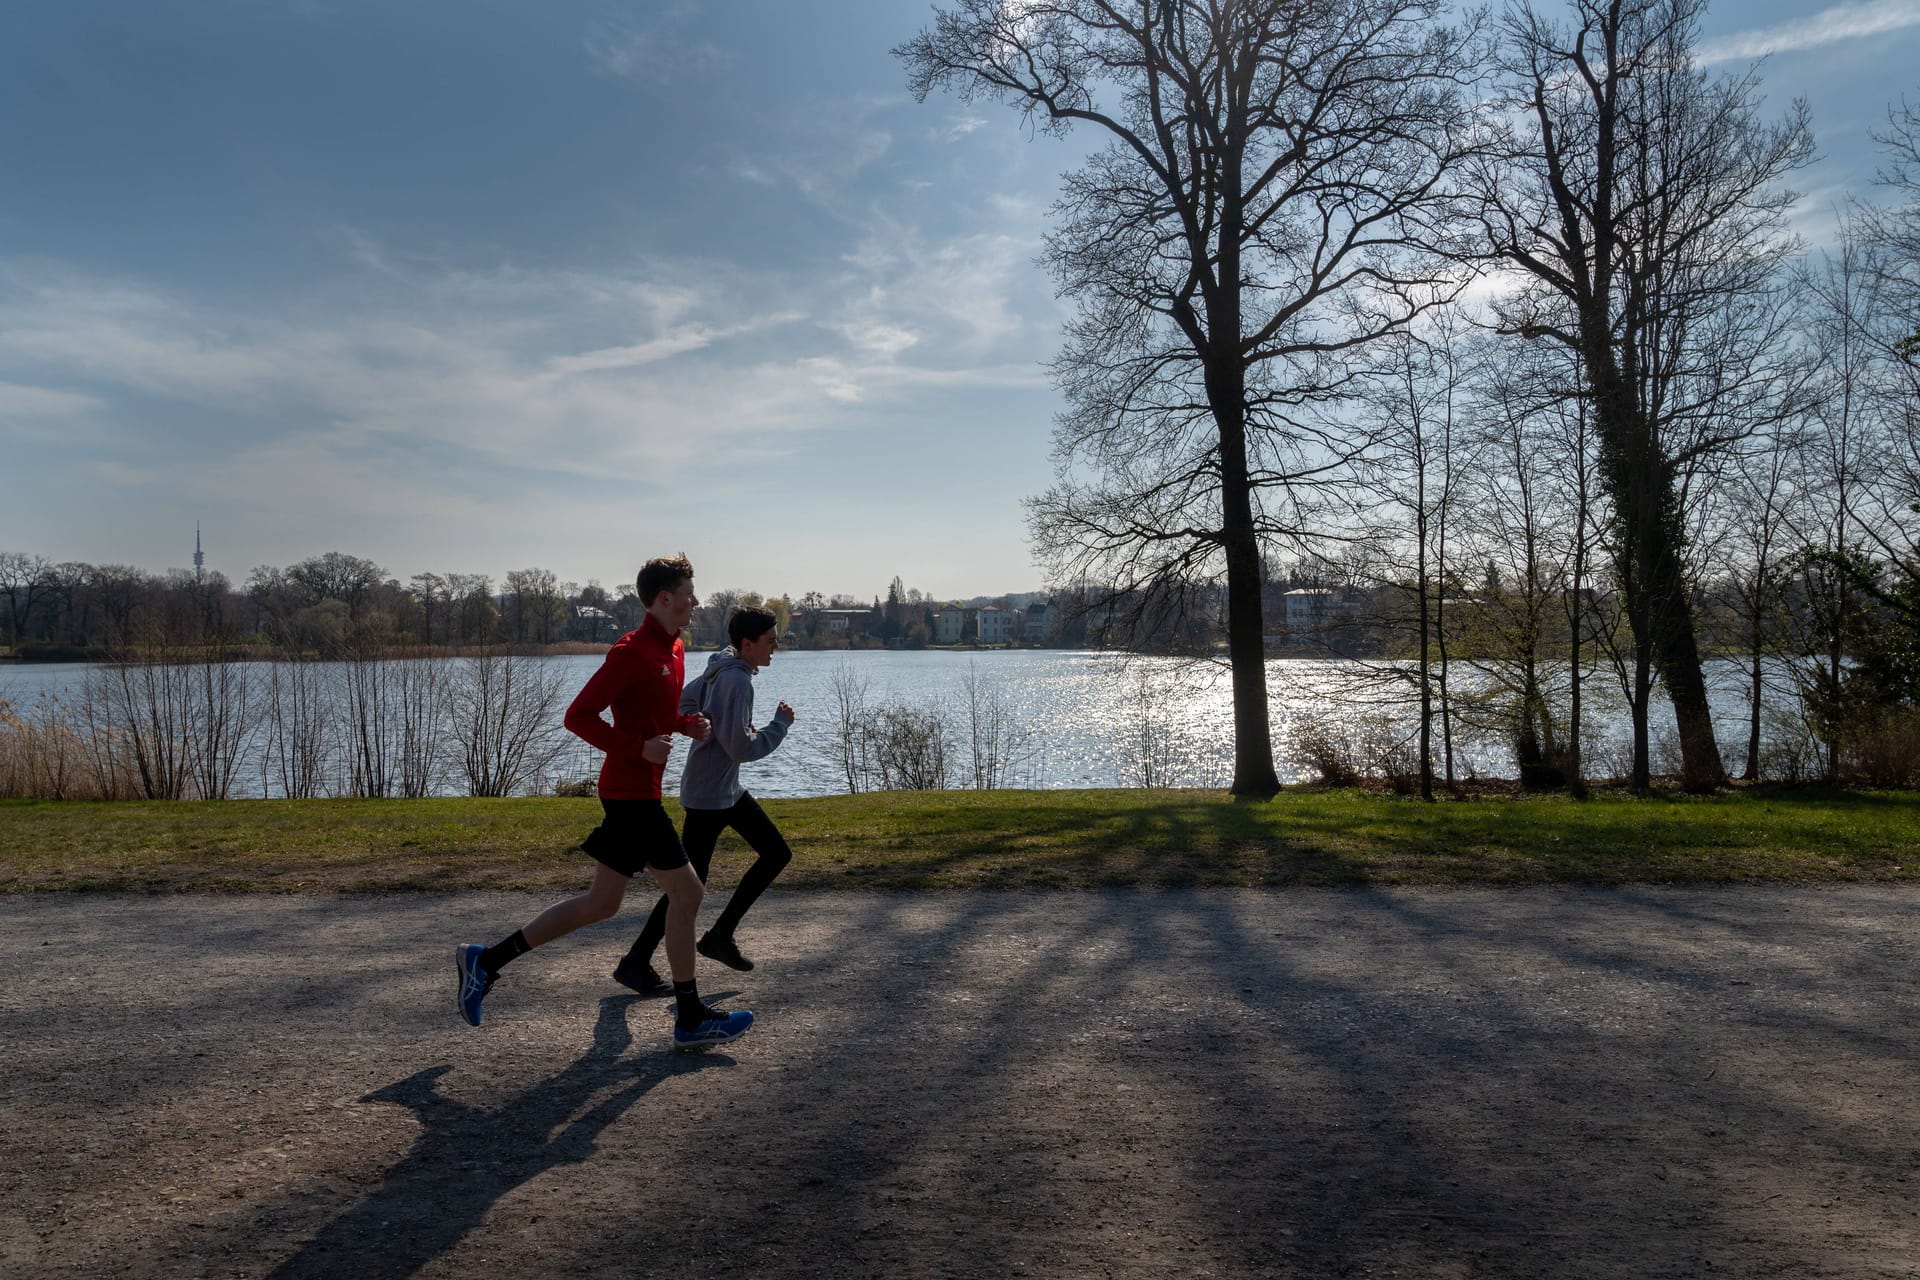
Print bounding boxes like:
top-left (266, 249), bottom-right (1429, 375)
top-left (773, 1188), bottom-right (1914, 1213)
top-left (612, 957), bottom-right (670, 995)
top-left (697, 933), bottom-right (755, 972)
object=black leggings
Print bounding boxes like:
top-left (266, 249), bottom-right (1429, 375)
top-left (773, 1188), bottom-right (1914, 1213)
top-left (626, 793), bottom-right (793, 963)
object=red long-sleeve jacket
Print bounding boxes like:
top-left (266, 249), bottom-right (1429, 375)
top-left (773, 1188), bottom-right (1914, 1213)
top-left (563, 613), bottom-right (703, 799)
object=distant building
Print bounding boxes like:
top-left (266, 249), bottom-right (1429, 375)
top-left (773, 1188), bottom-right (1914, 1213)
top-left (1280, 588), bottom-right (1362, 633)
top-left (573, 604), bottom-right (617, 641)
top-left (1282, 588), bottom-right (1335, 625)
top-left (1023, 600), bottom-right (1054, 640)
top-left (932, 610), bottom-right (966, 644)
top-left (818, 608), bottom-right (872, 637)
top-left (976, 606), bottom-right (1017, 644)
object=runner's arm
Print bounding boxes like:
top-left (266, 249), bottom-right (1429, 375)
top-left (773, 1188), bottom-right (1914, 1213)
top-left (710, 671), bottom-right (790, 763)
top-left (563, 654), bottom-right (645, 756)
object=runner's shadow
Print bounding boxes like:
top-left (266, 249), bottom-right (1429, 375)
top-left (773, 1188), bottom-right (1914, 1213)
top-left (264, 995), bottom-right (732, 1279)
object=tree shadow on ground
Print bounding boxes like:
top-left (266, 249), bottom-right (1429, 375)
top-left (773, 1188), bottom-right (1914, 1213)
top-left (262, 994), bottom-right (733, 1280)
top-left (556, 886), bottom-right (1919, 1280)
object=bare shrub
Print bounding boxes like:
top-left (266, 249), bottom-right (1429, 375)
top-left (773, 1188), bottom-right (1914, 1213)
top-left (89, 643), bottom-right (194, 799)
top-left (45, 628), bottom-right (260, 801)
top-left (1372, 726), bottom-right (1424, 795)
top-left (341, 636), bottom-right (396, 797)
top-left (262, 652), bottom-right (335, 799)
top-left (1122, 667), bottom-right (1180, 788)
top-left (338, 638), bottom-right (447, 798)
top-left (1289, 712), bottom-right (1419, 790)
top-left (961, 660), bottom-right (1034, 789)
top-left (813, 661), bottom-right (875, 793)
top-left (868, 702), bottom-right (950, 790)
top-left (1756, 708), bottom-right (1823, 783)
top-left (806, 662), bottom-right (953, 792)
top-left (392, 654), bottom-right (450, 798)
top-left (188, 637), bottom-right (255, 800)
top-left (1841, 710), bottom-right (1920, 788)
top-left (1650, 729), bottom-right (1686, 781)
top-left (1586, 735), bottom-right (1636, 784)
top-left (1289, 716), bottom-right (1362, 787)
top-left (450, 650), bottom-right (570, 796)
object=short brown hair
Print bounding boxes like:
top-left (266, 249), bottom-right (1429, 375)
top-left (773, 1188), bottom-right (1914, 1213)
top-left (727, 605), bottom-right (778, 648)
top-left (636, 554), bottom-right (694, 607)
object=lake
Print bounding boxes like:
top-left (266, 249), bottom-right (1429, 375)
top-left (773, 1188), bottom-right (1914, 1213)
top-left (0, 649), bottom-right (1808, 798)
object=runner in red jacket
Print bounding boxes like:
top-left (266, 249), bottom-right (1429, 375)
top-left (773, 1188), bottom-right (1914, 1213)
top-left (454, 554), bottom-right (755, 1051)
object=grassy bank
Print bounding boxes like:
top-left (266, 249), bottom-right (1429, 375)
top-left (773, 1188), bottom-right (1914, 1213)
top-left (0, 786), bottom-right (1914, 893)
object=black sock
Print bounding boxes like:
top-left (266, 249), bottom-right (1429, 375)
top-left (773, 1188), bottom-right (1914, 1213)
top-left (479, 930), bottom-right (531, 975)
top-left (674, 979), bottom-right (707, 1028)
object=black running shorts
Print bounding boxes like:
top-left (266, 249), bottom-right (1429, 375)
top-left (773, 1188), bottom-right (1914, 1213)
top-left (580, 798), bottom-right (691, 875)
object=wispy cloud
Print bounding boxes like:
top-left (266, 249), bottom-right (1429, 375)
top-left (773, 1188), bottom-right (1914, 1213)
top-left (723, 96), bottom-right (899, 214)
top-left (836, 219), bottom-right (1035, 358)
top-left (0, 377), bottom-right (100, 417)
top-left (543, 314), bottom-right (805, 378)
top-left (0, 233), bottom-right (1046, 492)
top-left (1697, 0), bottom-right (1920, 65)
top-left (936, 114), bottom-right (989, 142)
top-left (583, 12), bottom-right (730, 85)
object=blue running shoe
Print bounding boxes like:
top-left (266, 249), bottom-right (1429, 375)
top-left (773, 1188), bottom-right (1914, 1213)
top-left (672, 1007), bottom-right (753, 1051)
top-left (456, 943), bottom-right (495, 1027)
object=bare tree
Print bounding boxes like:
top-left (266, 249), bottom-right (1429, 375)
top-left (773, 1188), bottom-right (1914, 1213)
top-left (1461, 349), bottom-right (1574, 789)
top-left (0, 552), bottom-right (53, 649)
top-left (285, 552), bottom-right (386, 621)
top-left (409, 573), bottom-right (449, 646)
top-left (1354, 318), bottom-right (1477, 798)
top-left (447, 573), bottom-right (498, 645)
top-left (503, 567), bottom-right (568, 645)
top-left (901, 0), bottom-right (1483, 795)
top-left (1705, 408), bottom-right (1805, 781)
top-left (1542, 344), bottom-right (1602, 796)
top-left (1478, 0), bottom-right (1813, 789)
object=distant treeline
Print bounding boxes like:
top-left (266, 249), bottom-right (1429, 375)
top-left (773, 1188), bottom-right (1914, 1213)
top-left (0, 552), bottom-right (987, 657)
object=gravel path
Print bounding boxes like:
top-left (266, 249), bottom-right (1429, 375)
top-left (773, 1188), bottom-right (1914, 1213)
top-left (3, 885), bottom-right (1916, 1279)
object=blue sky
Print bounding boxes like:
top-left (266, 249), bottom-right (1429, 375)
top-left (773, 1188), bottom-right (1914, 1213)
top-left (1, 0), bottom-right (1916, 602)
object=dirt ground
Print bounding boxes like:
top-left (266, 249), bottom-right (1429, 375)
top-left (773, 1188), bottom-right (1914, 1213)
top-left (2, 885), bottom-right (1916, 1279)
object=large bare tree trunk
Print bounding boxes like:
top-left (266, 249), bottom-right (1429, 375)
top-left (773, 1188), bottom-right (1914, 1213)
top-left (1218, 400), bottom-right (1282, 797)
top-left (1651, 562), bottom-right (1724, 790)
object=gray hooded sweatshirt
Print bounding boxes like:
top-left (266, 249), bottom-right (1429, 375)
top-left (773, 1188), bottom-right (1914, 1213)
top-left (678, 648), bottom-right (792, 810)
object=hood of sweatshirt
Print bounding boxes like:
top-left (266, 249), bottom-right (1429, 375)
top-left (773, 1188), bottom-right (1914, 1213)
top-left (696, 647), bottom-right (753, 692)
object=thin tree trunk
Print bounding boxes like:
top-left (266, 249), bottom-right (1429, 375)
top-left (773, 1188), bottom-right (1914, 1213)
top-left (1418, 513), bottom-right (1434, 803)
top-left (1632, 618), bottom-right (1653, 792)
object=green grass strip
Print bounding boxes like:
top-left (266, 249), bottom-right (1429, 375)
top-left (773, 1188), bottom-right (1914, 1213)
top-left (1, 786), bottom-right (1914, 893)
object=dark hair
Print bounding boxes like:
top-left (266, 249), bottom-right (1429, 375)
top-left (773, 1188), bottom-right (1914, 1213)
top-left (636, 554), bottom-right (694, 607)
top-left (728, 605), bottom-right (778, 648)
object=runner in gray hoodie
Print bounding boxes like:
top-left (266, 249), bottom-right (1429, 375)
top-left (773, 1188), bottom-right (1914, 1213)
top-left (614, 604), bottom-right (795, 991)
